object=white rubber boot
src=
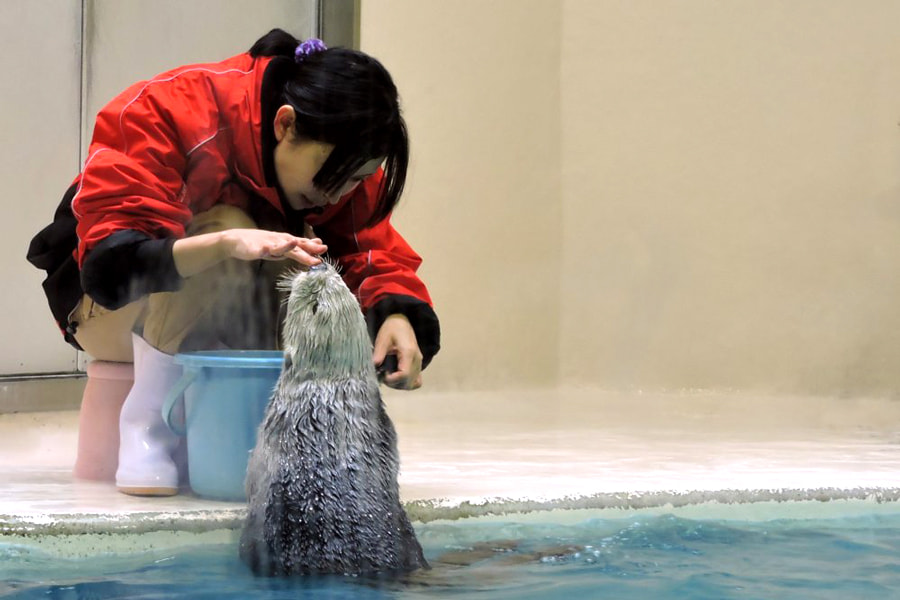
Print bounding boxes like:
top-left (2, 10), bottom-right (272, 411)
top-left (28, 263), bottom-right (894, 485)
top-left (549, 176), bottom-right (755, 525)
top-left (115, 333), bottom-right (182, 496)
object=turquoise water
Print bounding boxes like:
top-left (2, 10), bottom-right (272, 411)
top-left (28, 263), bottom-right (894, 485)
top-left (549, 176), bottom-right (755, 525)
top-left (2, 512), bottom-right (900, 599)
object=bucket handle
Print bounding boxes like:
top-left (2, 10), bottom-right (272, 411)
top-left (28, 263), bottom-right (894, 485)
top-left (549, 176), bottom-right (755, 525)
top-left (162, 367), bottom-right (199, 436)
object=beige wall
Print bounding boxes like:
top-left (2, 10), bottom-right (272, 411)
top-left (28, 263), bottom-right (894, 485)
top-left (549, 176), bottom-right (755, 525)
top-left (362, 1), bottom-right (900, 396)
top-left (3, 0), bottom-right (83, 375)
top-left (361, 0), bottom-right (563, 390)
top-left (5, 0), bottom-right (316, 376)
top-left (561, 0), bottom-right (900, 395)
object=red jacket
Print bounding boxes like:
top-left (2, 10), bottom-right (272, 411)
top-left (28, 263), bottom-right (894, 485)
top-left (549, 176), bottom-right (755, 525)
top-left (29, 52), bottom-right (439, 363)
top-left (72, 52), bottom-right (432, 312)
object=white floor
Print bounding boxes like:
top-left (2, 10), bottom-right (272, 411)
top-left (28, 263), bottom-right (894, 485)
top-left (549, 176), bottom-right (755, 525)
top-left (2, 387), bottom-right (900, 552)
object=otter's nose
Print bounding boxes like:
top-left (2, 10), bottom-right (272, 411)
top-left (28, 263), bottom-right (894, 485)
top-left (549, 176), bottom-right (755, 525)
top-left (309, 263), bottom-right (327, 272)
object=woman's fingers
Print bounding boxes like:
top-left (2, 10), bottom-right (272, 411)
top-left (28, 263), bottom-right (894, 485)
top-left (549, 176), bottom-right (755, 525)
top-left (381, 347), bottom-right (423, 390)
top-left (372, 314), bottom-right (424, 391)
top-left (281, 246), bottom-right (324, 266)
top-left (260, 235), bottom-right (327, 265)
top-left (297, 237), bottom-right (327, 254)
top-left (261, 238), bottom-right (299, 258)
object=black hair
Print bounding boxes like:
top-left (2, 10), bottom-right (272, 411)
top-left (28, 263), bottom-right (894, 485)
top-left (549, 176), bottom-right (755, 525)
top-left (250, 28), bottom-right (408, 226)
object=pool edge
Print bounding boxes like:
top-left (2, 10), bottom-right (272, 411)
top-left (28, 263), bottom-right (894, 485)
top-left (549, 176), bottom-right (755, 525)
top-left (3, 486), bottom-right (899, 537)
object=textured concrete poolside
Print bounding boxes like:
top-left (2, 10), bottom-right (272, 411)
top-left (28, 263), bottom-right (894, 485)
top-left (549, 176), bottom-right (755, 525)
top-left (2, 387), bottom-right (899, 552)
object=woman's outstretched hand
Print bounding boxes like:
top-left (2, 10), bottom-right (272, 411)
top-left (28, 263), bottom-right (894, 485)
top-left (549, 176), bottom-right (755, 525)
top-left (223, 229), bottom-right (327, 265)
top-left (373, 314), bottom-right (423, 390)
top-left (173, 228), bottom-right (327, 278)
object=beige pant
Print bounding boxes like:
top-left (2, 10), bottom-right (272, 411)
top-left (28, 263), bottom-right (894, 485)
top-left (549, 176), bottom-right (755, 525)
top-left (73, 205), bottom-right (287, 362)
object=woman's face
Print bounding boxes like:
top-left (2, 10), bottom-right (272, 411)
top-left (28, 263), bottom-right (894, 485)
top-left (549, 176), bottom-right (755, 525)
top-left (273, 105), bottom-right (382, 211)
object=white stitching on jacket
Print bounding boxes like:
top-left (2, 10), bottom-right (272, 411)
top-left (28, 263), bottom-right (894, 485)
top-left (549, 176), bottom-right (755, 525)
top-left (118, 67), bottom-right (252, 153)
top-left (186, 126), bottom-right (229, 156)
top-left (71, 147), bottom-right (111, 219)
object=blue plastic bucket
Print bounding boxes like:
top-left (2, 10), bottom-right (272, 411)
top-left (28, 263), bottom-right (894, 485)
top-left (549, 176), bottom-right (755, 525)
top-left (162, 350), bottom-right (282, 501)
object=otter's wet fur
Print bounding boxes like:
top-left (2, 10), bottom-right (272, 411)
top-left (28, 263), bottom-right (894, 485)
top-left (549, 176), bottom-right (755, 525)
top-left (239, 261), bottom-right (427, 577)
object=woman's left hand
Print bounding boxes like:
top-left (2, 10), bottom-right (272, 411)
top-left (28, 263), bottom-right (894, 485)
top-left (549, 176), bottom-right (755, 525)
top-left (373, 314), bottom-right (423, 390)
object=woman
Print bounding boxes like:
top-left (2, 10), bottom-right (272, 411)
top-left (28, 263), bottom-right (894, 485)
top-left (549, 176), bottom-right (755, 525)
top-left (27, 29), bottom-right (440, 497)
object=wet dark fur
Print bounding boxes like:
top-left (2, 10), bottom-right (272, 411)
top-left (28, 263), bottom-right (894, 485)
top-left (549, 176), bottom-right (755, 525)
top-left (239, 263), bottom-right (427, 576)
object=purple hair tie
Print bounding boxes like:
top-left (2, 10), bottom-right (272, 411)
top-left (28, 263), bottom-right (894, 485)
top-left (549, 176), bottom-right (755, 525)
top-left (295, 38), bottom-right (327, 62)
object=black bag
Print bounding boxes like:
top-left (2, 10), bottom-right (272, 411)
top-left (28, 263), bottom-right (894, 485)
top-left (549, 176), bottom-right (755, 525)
top-left (26, 183), bottom-right (84, 350)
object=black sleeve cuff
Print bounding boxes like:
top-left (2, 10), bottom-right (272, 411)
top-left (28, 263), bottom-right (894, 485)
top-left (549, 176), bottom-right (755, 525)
top-left (365, 294), bottom-right (441, 369)
top-left (81, 230), bottom-right (184, 310)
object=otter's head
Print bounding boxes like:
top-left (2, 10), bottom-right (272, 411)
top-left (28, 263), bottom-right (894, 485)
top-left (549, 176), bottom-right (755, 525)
top-left (279, 261), bottom-right (373, 380)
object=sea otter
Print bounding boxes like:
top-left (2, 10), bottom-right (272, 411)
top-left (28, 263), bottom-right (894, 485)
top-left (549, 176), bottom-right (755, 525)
top-left (239, 261), bottom-right (427, 577)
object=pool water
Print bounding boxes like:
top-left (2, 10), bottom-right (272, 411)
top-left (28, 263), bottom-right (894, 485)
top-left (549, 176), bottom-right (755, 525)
top-left (2, 512), bottom-right (900, 599)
